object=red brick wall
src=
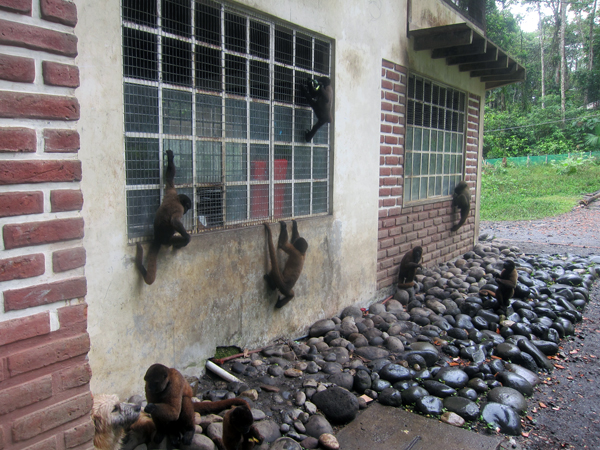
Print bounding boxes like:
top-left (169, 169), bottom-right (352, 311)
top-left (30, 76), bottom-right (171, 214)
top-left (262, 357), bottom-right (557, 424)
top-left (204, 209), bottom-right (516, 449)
top-left (0, 2), bottom-right (93, 449)
top-left (377, 59), bottom-right (480, 291)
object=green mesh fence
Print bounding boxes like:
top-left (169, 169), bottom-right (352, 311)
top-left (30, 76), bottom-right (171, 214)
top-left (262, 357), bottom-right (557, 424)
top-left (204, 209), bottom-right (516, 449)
top-left (485, 151), bottom-right (600, 166)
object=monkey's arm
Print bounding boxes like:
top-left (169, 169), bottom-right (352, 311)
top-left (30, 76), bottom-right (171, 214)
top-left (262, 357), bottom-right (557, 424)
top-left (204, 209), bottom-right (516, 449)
top-left (145, 381), bottom-right (184, 422)
top-left (291, 219), bottom-right (300, 244)
top-left (170, 217), bottom-right (191, 248)
top-left (165, 150), bottom-right (176, 189)
top-left (496, 272), bottom-right (517, 288)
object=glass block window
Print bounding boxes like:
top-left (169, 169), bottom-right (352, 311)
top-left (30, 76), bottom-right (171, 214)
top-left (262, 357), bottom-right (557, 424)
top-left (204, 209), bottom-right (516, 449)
top-left (122, 0), bottom-right (332, 238)
top-left (404, 74), bottom-right (466, 203)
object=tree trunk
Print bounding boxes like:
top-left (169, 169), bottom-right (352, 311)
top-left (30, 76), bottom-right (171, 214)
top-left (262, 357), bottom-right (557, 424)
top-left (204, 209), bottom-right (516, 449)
top-left (560, 0), bottom-right (567, 124)
top-left (539, 3), bottom-right (546, 109)
top-left (586, 0), bottom-right (597, 106)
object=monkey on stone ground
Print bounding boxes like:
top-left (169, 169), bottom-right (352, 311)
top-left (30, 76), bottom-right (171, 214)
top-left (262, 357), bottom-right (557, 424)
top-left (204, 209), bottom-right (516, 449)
top-left (302, 76), bottom-right (333, 142)
top-left (450, 180), bottom-right (471, 232)
top-left (214, 403), bottom-right (264, 450)
top-left (143, 363), bottom-right (248, 446)
top-left (495, 260), bottom-right (517, 316)
top-left (135, 150), bottom-right (194, 285)
top-left (397, 246), bottom-right (422, 288)
top-left (263, 220), bottom-right (308, 308)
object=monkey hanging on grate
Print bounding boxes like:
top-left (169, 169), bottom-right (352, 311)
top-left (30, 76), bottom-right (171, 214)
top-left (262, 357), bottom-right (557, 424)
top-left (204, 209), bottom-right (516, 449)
top-left (135, 150), bottom-right (196, 285)
top-left (302, 76), bottom-right (333, 142)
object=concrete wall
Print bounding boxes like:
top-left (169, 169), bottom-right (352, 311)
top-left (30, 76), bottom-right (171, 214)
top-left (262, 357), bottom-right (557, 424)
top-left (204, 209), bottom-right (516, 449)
top-left (76, 0), bottom-right (486, 398)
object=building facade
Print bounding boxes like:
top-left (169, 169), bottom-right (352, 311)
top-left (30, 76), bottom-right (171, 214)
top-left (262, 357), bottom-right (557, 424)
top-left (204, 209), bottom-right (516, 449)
top-left (0, 1), bottom-right (522, 448)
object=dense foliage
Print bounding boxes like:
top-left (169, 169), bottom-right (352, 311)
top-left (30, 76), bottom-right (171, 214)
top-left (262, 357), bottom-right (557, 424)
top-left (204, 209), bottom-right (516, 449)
top-left (484, 0), bottom-right (600, 158)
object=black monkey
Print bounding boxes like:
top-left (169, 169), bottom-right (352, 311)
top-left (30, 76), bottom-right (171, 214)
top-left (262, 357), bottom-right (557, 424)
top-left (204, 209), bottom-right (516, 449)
top-left (495, 260), bottom-right (517, 316)
top-left (450, 181), bottom-right (471, 232)
top-left (263, 220), bottom-right (308, 308)
top-left (397, 246), bottom-right (422, 288)
top-left (302, 76), bottom-right (333, 142)
top-left (215, 404), bottom-right (264, 450)
top-left (135, 150), bottom-right (193, 285)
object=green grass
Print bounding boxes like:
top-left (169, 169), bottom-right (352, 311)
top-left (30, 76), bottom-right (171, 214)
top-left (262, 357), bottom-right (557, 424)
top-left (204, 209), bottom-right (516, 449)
top-left (480, 162), bottom-right (600, 221)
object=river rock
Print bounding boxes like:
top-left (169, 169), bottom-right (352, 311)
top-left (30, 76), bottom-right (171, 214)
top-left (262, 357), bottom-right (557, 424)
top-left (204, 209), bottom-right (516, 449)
top-left (481, 402), bottom-right (522, 436)
top-left (311, 387), bottom-right (359, 424)
top-left (416, 395), bottom-right (444, 415)
top-left (488, 386), bottom-right (528, 414)
top-left (495, 371), bottom-right (533, 396)
top-left (354, 346), bottom-right (390, 360)
top-left (304, 415), bottom-right (333, 438)
top-left (309, 320), bottom-right (336, 337)
top-left (435, 367), bottom-right (469, 389)
top-left (378, 388), bottom-right (403, 407)
top-left (443, 396), bottom-right (480, 421)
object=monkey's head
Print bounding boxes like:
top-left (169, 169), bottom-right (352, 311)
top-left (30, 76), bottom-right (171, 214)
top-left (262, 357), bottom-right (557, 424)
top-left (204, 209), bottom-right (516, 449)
top-left (178, 194), bottom-right (192, 214)
top-left (412, 246), bottom-right (423, 262)
top-left (294, 237), bottom-right (308, 255)
top-left (230, 405), bottom-right (254, 434)
top-left (144, 364), bottom-right (170, 394)
top-left (166, 149), bottom-right (174, 159)
top-left (503, 260), bottom-right (515, 273)
top-left (316, 76), bottom-right (331, 87)
top-left (454, 181), bottom-right (468, 194)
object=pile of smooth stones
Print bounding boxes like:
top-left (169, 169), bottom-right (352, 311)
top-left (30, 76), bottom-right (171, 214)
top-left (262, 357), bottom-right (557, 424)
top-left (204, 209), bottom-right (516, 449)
top-left (125, 242), bottom-right (600, 450)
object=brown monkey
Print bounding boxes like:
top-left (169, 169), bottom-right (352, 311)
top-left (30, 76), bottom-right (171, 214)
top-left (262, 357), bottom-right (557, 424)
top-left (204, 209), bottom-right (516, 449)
top-left (450, 181), bottom-right (471, 232)
top-left (397, 246), bottom-right (422, 288)
top-left (214, 403), bottom-right (264, 450)
top-left (143, 364), bottom-right (248, 446)
top-left (136, 150), bottom-right (193, 285)
top-left (263, 220), bottom-right (308, 308)
top-left (302, 76), bottom-right (333, 142)
top-left (495, 260), bottom-right (517, 316)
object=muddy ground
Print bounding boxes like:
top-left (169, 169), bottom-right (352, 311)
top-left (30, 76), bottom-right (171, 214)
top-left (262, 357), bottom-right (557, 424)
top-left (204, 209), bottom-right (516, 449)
top-left (480, 206), bottom-right (600, 449)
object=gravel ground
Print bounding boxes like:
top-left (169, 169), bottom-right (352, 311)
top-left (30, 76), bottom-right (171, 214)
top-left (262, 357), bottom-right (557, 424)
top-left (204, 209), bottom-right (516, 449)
top-left (480, 205), bottom-right (600, 450)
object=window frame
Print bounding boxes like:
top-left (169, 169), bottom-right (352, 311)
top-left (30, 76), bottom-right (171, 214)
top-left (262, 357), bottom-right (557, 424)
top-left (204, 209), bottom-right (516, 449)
top-left (121, 0), bottom-right (333, 240)
top-left (403, 72), bottom-right (466, 206)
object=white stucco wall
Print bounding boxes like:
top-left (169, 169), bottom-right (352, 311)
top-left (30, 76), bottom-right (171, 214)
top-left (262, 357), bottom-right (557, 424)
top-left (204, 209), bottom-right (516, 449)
top-left (76, 0), bottom-right (486, 397)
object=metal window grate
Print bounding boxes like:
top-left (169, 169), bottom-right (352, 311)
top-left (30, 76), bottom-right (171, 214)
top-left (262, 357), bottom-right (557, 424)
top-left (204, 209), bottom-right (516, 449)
top-left (122, 0), bottom-right (332, 240)
top-left (405, 74), bottom-right (465, 202)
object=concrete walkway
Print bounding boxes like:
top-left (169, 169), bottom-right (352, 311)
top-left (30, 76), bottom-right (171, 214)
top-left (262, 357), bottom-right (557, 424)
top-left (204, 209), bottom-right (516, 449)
top-left (336, 403), bottom-right (503, 450)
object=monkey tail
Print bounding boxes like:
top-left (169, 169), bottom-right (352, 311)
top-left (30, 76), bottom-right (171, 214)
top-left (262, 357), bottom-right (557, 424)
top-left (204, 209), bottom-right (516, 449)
top-left (192, 398), bottom-right (249, 415)
top-left (138, 242), bottom-right (161, 285)
top-left (451, 211), bottom-right (468, 232)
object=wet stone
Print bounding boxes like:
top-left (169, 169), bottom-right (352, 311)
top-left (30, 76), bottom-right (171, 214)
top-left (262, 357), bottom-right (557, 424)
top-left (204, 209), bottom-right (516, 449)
top-left (435, 367), bottom-right (469, 389)
top-left (378, 387), bottom-right (403, 407)
top-left (416, 395), bottom-right (444, 415)
top-left (422, 380), bottom-right (457, 398)
top-left (379, 364), bottom-right (414, 383)
top-left (481, 402), bottom-right (522, 436)
top-left (371, 378), bottom-right (392, 392)
top-left (304, 414), bottom-right (333, 439)
top-left (495, 342), bottom-right (521, 360)
top-left (354, 346), bottom-right (390, 360)
top-left (443, 396), bottom-right (480, 421)
top-left (495, 371), bottom-right (533, 397)
top-left (401, 386), bottom-right (429, 404)
top-left (311, 387), bottom-right (359, 424)
top-left (488, 386), bottom-right (528, 414)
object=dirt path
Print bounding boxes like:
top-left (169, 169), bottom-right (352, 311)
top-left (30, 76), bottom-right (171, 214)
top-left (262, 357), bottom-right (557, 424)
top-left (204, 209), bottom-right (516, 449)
top-left (480, 206), bottom-right (600, 449)
top-left (480, 206), bottom-right (600, 257)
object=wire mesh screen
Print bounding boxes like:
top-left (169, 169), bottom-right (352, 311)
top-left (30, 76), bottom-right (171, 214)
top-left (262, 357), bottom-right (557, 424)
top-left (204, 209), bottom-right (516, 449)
top-left (122, 0), bottom-right (332, 240)
top-left (405, 73), bottom-right (466, 203)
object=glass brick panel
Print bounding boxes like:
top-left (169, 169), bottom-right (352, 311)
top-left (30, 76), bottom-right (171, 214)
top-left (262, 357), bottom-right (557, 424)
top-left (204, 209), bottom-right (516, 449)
top-left (125, 137), bottom-right (160, 186)
top-left (294, 183), bottom-right (310, 216)
top-left (294, 146), bottom-right (311, 179)
top-left (127, 189), bottom-right (160, 237)
top-left (196, 141), bottom-right (222, 184)
top-left (225, 99), bottom-right (246, 138)
top-left (163, 89), bottom-right (192, 135)
top-left (124, 83), bottom-right (159, 133)
top-left (164, 140), bottom-right (193, 184)
top-left (250, 102), bottom-right (269, 140)
top-left (226, 143), bottom-right (247, 182)
top-left (196, 94), bottom-right (222, 137)
top-left (226, 185), bottom-right (247, 222)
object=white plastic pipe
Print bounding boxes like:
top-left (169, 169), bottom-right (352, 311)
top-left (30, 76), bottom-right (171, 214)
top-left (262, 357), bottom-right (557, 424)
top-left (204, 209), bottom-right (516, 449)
top-left (205, 360), bottom-right (242, 383)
